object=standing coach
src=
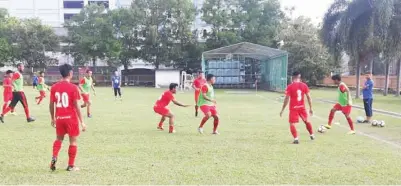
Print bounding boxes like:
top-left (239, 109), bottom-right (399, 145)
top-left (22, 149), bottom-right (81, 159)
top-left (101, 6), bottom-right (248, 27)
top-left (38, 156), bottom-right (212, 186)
top-left (362, 72), bottom-right (374, 123)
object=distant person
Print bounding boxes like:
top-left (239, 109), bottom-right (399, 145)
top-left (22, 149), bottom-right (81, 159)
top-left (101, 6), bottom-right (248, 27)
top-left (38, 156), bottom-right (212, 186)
top-left (0, 63), bottom-right (35, 123)
top-left (324, 75), bottom-right (355, 134)
top-left (362, 72), bottom-right (374, 123)
top-left (35, 71), bottom-right (49, 105)
top-left (32, 74), bottom-right (38, 89)
top-left (192, 71), bottom-right (206, 117)
top-left (197, 74), bottom-right (219, 134)
top-left (79, 70), bottom-right (96, 118)
top-left (2, 70), bottom-right (15, 115)
top-left (111, 71), bottom-right (122, 100)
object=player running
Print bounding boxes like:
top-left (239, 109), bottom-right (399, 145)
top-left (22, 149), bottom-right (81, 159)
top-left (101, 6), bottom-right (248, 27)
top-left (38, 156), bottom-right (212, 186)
top-left (324, 75), bottom-right (355, 134)
top-left (0, 63), bottom-right (35, 123)
top-left (153, 83), bottom-right (189, 133)
top-left (3, 70), bottom-right (15, 115)
top-left (192, 71), bottom-right (206, 117)
top-left (112, 71), bottom-right (122, 100)
top-left (49, 64), bottom-right (86, 172)
top-left (279, 72), bottom-right (314, 144)
top-left (197, 74), bottom-right (219, 134)
top-left (79, 70), bottom-right (96, 118)
top-left (35, 71), bottom-right (49, 105)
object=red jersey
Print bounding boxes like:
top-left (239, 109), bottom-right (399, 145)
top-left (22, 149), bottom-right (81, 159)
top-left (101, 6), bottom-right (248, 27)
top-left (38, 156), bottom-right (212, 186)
top-left (3, 77), bottom-right (12, 94)
top-left (285, 81), bottom-right (310, 110)
top-left (50, 81), bottom-right (81, 118)
top-left (155, 90), bottom-right (174, 108)
top-left (193, 78), bottom-right (206, 90)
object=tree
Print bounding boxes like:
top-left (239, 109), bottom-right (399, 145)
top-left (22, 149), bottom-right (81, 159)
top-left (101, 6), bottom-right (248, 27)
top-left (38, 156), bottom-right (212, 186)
top-left (322, 0), bottom-right (401, 97)
top-left (66, 4), bottom-right (120, 70)
top-left (281, 17), bottom-right (336, 85)
top-left (12, 19), bottom-right (59, 68)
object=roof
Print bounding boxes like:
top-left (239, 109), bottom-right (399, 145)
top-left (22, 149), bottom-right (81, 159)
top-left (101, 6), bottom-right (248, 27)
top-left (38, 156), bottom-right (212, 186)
top-left (202, 42), bottom-right (287, 60)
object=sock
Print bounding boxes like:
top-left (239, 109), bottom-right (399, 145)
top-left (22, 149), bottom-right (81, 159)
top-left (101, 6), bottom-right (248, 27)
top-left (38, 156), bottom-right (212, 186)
top-left (2, 106), bottom-right (12, 116)
top-left (346, 117), bottom-right (355, 131)
top-left (169, 125), bottom-right (174, 133)
top-left (2, 103), bottom-right (7, 114)
top-left (37, 96), bottom-right (44, 105)
top-left (195, 106), bottom-right (198, 113)
top-left (24, 107), bottom-right (30, 119)
top-left (158, 120), bottom-right (164, 128)
top-left (52, 140), bottom-right (62, 158)
top-left (328, 111), bottom-right (335, 125)
top-left (305, 121), bottom-right (313, 135)
top-left (290, 124), bottom-right (298, 139)
top-left (213, 117), bottom-right (219, 132)
top-left (68, 145), bottom-right (77, 167)
top-left (10, 108), bottom-right (14, 113)
top-left (199, 117), bottom-right (209, 128)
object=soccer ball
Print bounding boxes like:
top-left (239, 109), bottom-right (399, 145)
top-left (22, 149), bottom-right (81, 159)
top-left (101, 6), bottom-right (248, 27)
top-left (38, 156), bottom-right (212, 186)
top-left (371, 120), bottom-right (379, 127)
top-left (318, 125), bottom-right (326, 133)
top-left (378, 120), bottom-right (385, 127)
top-left (356, 116), bottom-right (365, 123)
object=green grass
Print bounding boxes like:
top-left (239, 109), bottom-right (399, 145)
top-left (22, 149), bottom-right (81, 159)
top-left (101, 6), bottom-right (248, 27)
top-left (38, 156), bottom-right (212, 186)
top-left (1, 87), bottom-right (401, 184)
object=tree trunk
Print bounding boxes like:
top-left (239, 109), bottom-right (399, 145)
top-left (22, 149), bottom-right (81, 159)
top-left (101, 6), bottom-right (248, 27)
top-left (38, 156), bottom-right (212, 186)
top-left (123, 61), bottom-right (129, 70)
top-left (369, 53), bottom-right (374, 73)
top-left (355, 58), bottom-right (361, 99)
top-left (384, 61), bottom-right (390, 96)
top-left (92, 57), bottom-right (96, 72)
top-left (396, 59), bottom-right (401, 97)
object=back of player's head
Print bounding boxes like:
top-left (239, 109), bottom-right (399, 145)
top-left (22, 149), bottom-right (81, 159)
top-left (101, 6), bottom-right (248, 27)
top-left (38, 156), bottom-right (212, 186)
top-left (86, 69), bottom-right (92, 73)
top-left (59, 64), bottom-right (73, 78)
top-left (206, 74), bottom-right (214, 81)
top-left (169, 83), bottom-right (179, 90)
top-left (39, 71), bottom-right (44, 75)
top-left (5, 70), bottom-right (13, 74)
top-left (198, 70), bottom-right (203, 74)
top-left (16, 63), bottom-right (23, 68)
top-left (292, 71), bottom-right (301, 77)
top-left (331, 74), bottom-right (341, 81)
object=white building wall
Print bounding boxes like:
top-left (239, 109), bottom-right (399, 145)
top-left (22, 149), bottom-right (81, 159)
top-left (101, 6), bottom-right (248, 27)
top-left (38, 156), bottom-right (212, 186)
top-left (155, 70), bottom-right (181, 88)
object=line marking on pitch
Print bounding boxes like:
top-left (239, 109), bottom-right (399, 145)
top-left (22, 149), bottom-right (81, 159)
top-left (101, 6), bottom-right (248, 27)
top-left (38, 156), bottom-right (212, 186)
top-left (255, 94), bottom-right (401, 150)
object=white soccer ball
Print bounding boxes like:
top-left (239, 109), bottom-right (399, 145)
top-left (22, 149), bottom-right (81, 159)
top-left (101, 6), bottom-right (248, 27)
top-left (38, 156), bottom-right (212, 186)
top-left (371, 120), bottom-right (378, 126)
top-left (356, 116), bottom-right (364, 123)
top-left (318, 125), bottom-right (326, 133)
top-left (378, 120), bottom-right (385, 127)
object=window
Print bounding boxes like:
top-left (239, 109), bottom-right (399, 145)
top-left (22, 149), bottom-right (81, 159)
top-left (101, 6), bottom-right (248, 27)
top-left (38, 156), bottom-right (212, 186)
top-left (88, 1), bottom-right (109, 8)
top-left (64, 14), bottom-right (76, 20)
top-left (63, 1), bottom-right (84, 9)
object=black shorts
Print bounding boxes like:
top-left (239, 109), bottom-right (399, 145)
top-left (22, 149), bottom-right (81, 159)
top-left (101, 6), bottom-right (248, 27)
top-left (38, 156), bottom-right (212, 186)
top-left (32, 83), bottom-right (37, 88)
top-left (114, 88), bottom-right (121, 96)
top-left (10, 92), bottom-right (29, 108)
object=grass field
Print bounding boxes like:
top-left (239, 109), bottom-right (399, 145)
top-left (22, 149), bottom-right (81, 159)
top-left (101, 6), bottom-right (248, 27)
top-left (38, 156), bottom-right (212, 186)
top-left (1, 87), bottom-right (401, 184)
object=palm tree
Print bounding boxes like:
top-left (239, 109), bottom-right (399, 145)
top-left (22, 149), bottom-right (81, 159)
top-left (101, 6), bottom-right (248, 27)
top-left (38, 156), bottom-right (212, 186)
top-left (321, 0), bottom-right (401, 97)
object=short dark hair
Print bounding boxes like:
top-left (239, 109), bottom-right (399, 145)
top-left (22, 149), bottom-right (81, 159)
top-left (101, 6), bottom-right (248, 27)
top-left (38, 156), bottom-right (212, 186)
top-left (16, 63), bottom-right (23, 68)
top-left (39, 71), bottom-right (44, 74)
top-left (6, 70), bottom-right (13, 74)
top-left (169, 83), bottom-right (179, 90)
top-left (198, 70), bottom-right (204, 74)
top-left (331, 74), bottom-right (341, 81)
top-left (86, 69), bottom-right (92, 73)
top-left (59, 64), bottom-right (73, 78)
top-left (292, 71), bottom-right (301, 77)
top-left (207, 74), bottom-right (214, 81)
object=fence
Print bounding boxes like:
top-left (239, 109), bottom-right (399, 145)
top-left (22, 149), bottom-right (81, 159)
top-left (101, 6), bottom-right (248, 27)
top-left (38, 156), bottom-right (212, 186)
top-left (322, 75), bottom-right (400, 90)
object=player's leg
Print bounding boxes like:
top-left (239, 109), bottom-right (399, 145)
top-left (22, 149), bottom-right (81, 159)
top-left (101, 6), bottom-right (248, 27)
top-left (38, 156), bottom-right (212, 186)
top-left (0, 92), bottom-right (19, 122)
top-left (288, 110), bottom-right (299, 143)
top-left (325, 104), bottom-right (341, 129)
top-left (114, 88), bottom-right (118, 99)
top-left (67, 136), bottom-right (79, 171)
top-left (364, 98), bottom-right (373, 122)
top-left (210, 106), bottom-right (219, 134)
top-left (198, 105), bottom-right (211, 134)
top-left (158, 116), bottom-right (166, 130)
top-left (86, 100), bottom-right (91, 117)
top-left (19, 92), bottom-right (34, 122)
top-left (80, 94), bottom-right (87, 108)
top-left (342, 106), bottom-right (355, 134)
top-left (117, 88), bottom-right (122, 98)
top-left (50, 135), bottom-right (64, 171)
top-left (194, 91), bottom-right (199, 117)
top-left (37, 91), bottom-right (45, 105)
top-left (165, 112), bottom-right (175, 133)
top-left (300, 109), bottom-right (314, 140)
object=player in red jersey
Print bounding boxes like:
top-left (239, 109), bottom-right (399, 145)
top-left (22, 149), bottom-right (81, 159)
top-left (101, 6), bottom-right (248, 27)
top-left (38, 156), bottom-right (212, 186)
top-left (35, 71), bottom-right (49, 105)
top-left (2, 70), bottom-right (15, 115)
top-left (49, 64), bottom-right (86, 172)
top-left (280, 72), bottom-right (314, 144)
top-left (154, 83), bottom-right (189, 133)
top-left (192, 71), bottom-right (206, 117)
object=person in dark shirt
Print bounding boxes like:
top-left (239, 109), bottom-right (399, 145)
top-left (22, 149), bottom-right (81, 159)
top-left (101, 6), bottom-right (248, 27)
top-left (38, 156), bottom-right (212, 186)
top-left (362, 72), bottom-right (374, 123)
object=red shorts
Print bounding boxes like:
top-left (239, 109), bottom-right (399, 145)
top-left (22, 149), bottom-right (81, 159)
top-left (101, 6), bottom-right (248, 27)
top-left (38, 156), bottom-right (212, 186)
top-left (333, 103), bottom-right (351, 115)
top-left (3, 92), bottom-right (12, 102)
top-left (39, 90), bottom-right (46, 97)
top-left (81, 93), bottom-right (90, 103)
top-left (153, 106), bottom-right (170, 116)
top-left (56, 116), bottom-right (80, 137)
top-left (289, 109), bottom-right (308, 123)
top-left (195, 90), bottom-right (200, 104)
top-left (200, 105), bottom-right (217, 116)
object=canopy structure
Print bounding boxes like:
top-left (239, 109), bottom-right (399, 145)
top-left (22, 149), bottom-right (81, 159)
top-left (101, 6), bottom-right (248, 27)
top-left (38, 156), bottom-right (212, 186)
top-left (201, 42), bottom-right (288, 92)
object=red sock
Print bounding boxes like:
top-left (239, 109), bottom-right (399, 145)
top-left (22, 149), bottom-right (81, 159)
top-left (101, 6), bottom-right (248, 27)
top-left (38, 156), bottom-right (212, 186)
top-left (68, 145), bottom-right (77, 167)
top-left (2, 106), bottom-right (12, 116)
top-left (213, 117), bottom-right (219, 132)
top-left (24, 107), bottom-right (30, 119)
top-left (2, 103), bottom-right (7, 114)
top-left (169, 125), bottom-right (174, 133)
top-left (290, 124), bottom-right (298, 138)
top-left (305, 121), bottom-right (313, 135)
top-left (37, 97), bottom-right (44, 105)
top-left (158, 121), bottom-right (163, 128)
top-left (346, 117), bottom-right (355, 131)
top-left (199, 117), bottom-right (209, 128)
top-left (328, 111), bottom-right (335, 125)
top-left (52, 140), bottom-right (62, 158)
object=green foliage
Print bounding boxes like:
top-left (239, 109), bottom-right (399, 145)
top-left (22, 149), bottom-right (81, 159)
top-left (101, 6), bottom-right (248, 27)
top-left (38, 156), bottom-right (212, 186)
top-left (281, 17), bottom-right (335, 85)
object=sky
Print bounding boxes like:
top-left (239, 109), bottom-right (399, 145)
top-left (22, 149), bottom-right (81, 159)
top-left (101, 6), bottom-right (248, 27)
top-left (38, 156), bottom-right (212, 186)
top-left (279, 0), bottom-right (335, 24)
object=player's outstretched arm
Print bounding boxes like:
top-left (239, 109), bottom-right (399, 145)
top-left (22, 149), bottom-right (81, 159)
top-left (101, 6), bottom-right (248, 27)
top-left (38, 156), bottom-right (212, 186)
top-left (172, 99), bottom-right (190, 107)
top-left (49, 101), bottom-right (55, 128)
top-left (306, 93), bottom-right (313, 115)
top-left (280, 96), bottom-right (290, 117)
